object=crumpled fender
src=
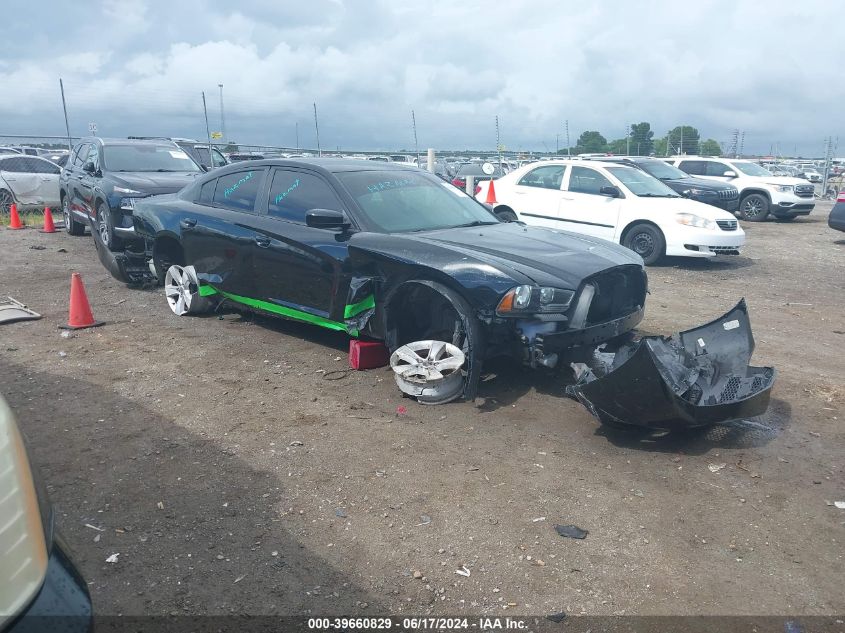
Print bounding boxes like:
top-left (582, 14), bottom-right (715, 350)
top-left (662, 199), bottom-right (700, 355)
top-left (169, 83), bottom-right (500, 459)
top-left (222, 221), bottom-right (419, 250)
top-left (567, 299), bottom-right (776, 430)
top-left (88, 217), bottom-right (155, 285)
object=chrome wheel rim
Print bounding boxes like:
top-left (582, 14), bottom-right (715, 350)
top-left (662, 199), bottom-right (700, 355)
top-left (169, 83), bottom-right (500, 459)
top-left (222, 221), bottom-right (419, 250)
top-left (743, 198), bottom-right (763, 217)
top-left (164, 265), bottom-right (199, 316)
top-left (0, 190), bottom-right (12, 214)
top-left (97, 209), bottom-right (110, 246)
top-left (62, 198), bottom-right (71, 232)
top-left (631, 232), bottom-right (655, 257)
top-left (390, 340), bottom-right (466, 405)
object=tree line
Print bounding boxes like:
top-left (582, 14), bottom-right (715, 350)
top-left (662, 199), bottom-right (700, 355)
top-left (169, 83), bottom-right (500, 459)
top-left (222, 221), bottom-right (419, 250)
top-left (558, 123), bottom-right (722, 157)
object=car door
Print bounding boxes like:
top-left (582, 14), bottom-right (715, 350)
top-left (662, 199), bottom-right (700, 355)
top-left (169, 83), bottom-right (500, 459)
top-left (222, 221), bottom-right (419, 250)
top-left (76, 144), bottom-right (100, 221)
top-left (25, 157), bottom-right (61, 205)
top-left (248, 167), bottom-right (351, 323)
top-left (557, 165), bottom-right (620, 240)
top-left (0, 156), bottom-right (25, 204)
top-left (508, 165), bottom-right (567, 229)
top-left (180, 168), bottom-right (268, 299)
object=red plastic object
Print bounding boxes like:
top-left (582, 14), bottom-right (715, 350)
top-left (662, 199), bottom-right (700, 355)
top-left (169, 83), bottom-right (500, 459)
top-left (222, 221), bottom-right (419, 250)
top-left (349, 339), bottom-right (390, 370)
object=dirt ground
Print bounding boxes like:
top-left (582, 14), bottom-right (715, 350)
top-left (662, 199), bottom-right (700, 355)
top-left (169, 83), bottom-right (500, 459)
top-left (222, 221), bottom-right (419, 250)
top-left (1, 204), bottom-right (843, 619)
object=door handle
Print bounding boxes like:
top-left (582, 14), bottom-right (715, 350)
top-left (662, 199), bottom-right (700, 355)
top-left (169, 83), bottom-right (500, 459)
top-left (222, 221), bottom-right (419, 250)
top-left (254, 236), bottom-right (271, 248)
top-left (180, 218), bottom-right (197, 228)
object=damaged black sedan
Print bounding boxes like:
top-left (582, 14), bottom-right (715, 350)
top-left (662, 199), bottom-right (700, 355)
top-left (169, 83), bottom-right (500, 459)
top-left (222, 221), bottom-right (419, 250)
top-left (99, 159), bottom-right (649, 403)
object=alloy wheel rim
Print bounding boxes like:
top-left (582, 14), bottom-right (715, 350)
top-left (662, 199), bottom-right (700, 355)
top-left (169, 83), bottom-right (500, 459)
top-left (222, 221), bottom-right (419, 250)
top-left (0, 190), bottom-right (11, 214)
top-left (63, 199), bottom-right (71, 230)
top-left (98, 211), bottom-right (110, 245)
top-left (744, 199), bottom-right (762, 217)
top-left (164, 265), bottom-right (196, 316)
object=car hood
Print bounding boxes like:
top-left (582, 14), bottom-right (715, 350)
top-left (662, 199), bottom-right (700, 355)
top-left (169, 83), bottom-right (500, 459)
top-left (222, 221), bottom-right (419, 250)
top-left (349, 222), bottom-right (643, 290)
top-left (664, 176), bottom-right (736, 191)
top-left (668, 197), bottom-right (741, 221)
top-left (110, 171), bottom-right (200, 195)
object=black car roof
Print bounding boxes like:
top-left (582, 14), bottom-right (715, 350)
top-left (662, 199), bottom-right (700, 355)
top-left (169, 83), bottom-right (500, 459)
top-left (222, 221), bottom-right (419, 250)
top-left (213, 158), bottom-right (422, 175)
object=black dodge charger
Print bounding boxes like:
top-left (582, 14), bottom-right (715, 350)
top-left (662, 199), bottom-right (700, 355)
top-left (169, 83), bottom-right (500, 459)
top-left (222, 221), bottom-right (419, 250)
top-left (99, 159), bottom-right (648, 399)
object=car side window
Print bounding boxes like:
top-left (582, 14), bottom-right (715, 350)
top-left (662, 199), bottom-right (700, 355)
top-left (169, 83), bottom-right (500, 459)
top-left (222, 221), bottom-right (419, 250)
top-left (567, 166), bottom-right (613, 195)
top-left (212, 169), bottom-right (262, 212)
top-left (517, 165), bottom-right (566, 190)
top-left (267, 170), bottom-right (342, 224)
top-left (0, 157), bottom-right (17, 172)
top-left (197, 179), bottom-right (217, 205)
top-left (211, 149), bottom-right (227, 167)
top-left (84, 145), bottom-right (100, 171)
top-left (678, 160), bottom-right (705, 175)
top-left (705, 162), bottom-right (731, 177)
top-left (70, 144), bottom-right (85, 167)
top-left (0, 157), bottom-right (25, 172)
top-left (22, 157), bottom-right (60, 175)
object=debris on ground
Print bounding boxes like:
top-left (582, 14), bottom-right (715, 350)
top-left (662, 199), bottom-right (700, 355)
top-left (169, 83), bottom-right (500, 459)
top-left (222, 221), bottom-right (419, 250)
top-left (0, 297), bottom-right (41, 324)
top-left (834, 502), bottom-right (845, 510)
top-left (105, 553), bottom-right (120, 563)
top-left (709, 463), bottom-right (727, 473)
top-left (546, 612), bottom-right (567, 623)
top-left (554, 524), bottom-right (588, 539)
top-left (567, 299), bottom-right (775, 430)
top-left (455, 566), bottom-right (470, 577)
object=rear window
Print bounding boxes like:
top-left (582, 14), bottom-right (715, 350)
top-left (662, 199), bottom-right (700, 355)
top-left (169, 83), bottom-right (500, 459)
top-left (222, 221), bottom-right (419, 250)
top-left (103, 144), bottom-right (201, 172)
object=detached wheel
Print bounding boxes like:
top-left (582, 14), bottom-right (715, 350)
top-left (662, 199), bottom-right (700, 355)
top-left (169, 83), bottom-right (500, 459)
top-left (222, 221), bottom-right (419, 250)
top-left (164, 264), bottom-right (211, 316)
top-left (739, 193), bottom-right (769, 221)
top-left (495, 208), bottom-right (518, 222)
top-left (95, 202), bottom-right (123, 251)
top-left (390, 341), bottom-right (466, 405)
top-left (623, 223), bottom-right (665, 265)
top-left (62, 196), bottom-right (85, 236)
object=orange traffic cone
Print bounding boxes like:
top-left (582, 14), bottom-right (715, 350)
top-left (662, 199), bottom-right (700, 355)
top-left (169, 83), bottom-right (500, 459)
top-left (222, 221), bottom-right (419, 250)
top-left (485, 178), bottom-right (498, 204)
top-left (60, 273), bottom-right (104, 330)
top-left (7, 203), bottom-right (24, 230)
top-left (39, 207), bottom-right (57, 233)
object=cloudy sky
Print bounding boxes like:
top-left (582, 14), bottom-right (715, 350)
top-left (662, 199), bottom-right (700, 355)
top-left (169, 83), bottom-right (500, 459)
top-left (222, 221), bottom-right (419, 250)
top-left (1, 0), bottom-right (839, 156)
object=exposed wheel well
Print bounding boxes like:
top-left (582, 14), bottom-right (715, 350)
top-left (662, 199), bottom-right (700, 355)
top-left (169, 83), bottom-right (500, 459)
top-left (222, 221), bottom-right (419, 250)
top-left (153, 236), bottom-right (185, 281)
top-left (386, 280), bottom-right (466, 350)
top-left (740, 189), bottom-right (771, 202)
top-left (620, 219), bottom-right (663, 244)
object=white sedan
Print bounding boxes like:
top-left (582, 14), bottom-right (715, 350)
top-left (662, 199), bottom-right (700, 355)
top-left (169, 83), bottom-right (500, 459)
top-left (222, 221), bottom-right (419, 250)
top-left (477, 159), bottom-right (745, 265)
top-left (0, 154), bottom-right (61, 213)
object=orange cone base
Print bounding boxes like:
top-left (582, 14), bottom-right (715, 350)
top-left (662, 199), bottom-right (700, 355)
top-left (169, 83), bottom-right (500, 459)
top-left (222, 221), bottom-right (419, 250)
top-left (59, 320), bottom-right (105, 331)
top-left (6, 224), bottom-right (25, 230)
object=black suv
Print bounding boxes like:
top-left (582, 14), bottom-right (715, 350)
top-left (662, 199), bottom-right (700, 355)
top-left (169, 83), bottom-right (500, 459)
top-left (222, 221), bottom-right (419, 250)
top-left (127, 137), bottom-right (229, 171)
top-left (60, 137), bottom-right (203, 250)
top-left (589, 156), bottom-right (740, 212)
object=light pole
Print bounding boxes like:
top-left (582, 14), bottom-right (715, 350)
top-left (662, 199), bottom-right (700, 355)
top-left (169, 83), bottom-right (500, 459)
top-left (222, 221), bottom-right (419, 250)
top-left (218, 84), bottom-right (227, 143)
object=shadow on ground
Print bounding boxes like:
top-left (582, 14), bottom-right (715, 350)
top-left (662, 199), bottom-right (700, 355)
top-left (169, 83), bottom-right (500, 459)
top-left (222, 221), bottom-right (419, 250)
top-left (0, 357), bottom-right (381, 616)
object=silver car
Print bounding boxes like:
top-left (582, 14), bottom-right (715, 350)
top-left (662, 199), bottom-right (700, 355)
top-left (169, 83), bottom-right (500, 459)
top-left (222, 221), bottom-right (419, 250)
top-left (0, 154), bottom-right (61, 213)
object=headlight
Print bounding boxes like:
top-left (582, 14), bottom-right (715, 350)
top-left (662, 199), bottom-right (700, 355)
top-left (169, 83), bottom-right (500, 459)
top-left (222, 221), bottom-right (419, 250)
top-left (0, 395), bottom-right (48, 628)
top-left (120, 197), bottom-right (140, 211)
top-left (113, 186), bottom-right (142, 195)
top-left (685, 188), bottom-right (710, 196)
top-left (675, 213), bottom-right (716, 230)
top-left (497, 285), bottom-right (574, 316)
top-left (769, 184), bottom-right (793, 192)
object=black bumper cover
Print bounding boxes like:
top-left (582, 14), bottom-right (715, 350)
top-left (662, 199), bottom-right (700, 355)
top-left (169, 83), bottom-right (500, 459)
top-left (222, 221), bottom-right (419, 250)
top-left (566, 299), bottom-right (775, 430)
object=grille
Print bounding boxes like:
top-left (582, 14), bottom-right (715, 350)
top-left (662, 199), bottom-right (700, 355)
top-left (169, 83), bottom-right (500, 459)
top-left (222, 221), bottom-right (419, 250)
top-left (716, 220), bottom-right (737, 231)
top-left (582, 265), bottom-right (647, 327)
top-left (718, 189), bottom-right (739, 200)
top-left (709, 246), bottom-right (740, 255)
top-left (719, 376), bottom-right (743, 403)
top-left (795, 185), bottom-right (815, 198)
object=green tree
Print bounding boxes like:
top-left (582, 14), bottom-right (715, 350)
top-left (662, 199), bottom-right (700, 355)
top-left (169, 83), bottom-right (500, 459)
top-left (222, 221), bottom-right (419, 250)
top-left (607, 138), bottom-right (628, 154)
top-left (667, 125), bottom-right (700, 155)
top-left (573, 130), bottom-right (608, 154)
top-left (629, 122), bottom-right (654, 156)
top-left (652, 136), bottom-right (668, 156)
top-left (700, 139), bottom-right (722, 156)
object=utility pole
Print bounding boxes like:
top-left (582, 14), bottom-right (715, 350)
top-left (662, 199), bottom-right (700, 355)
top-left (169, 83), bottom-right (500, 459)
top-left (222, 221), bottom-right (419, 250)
top-left (295, 122), bottom-right (299, 149)
top-left (58, 78), bottom-right (72, 151)
top-left (565, 120), bottom-right (570, 157)
top-left (495, 115), bottom-right (501, 169)
top-left (411, 109), bottom-right (419, 163)
top-left (556, 133), bottom-right (559, 154)
top-left (738, 131), bottom-right (745, 158)
top-left (218, 84), bottom-right (226, 142)
top-left (313, 102), bottom-right (321, 157)
top-left (679, 127), bottom-right (683, 155)
top-left (626, 124), bottom-right (630, 156)
top-left (201, 91), bottom-right (212, 168)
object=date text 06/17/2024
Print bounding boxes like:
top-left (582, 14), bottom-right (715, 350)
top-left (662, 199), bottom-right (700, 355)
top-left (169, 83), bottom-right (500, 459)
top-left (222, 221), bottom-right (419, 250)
top-left (307, 616), bottom-right (530, 630)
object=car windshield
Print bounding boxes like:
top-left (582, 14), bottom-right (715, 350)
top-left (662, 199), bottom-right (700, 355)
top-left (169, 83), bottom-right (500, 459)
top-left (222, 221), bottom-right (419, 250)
top-left (103, 145), bottom-right (202, 172)
top-left (732, 161), bottom-right (772, 177)
top-left (605, 167), bottom-right (680, 197)
top-left (636, 160), bottom-right (690, 180)
top-left (336, 170), bottom-right (499, 233)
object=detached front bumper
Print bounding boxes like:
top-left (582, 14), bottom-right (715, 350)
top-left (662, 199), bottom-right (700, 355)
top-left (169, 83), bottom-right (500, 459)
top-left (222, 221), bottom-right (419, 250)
top-left (535, 306), bottom-right (644, 353)
top-left (567, 299), bottom-right (775, 430)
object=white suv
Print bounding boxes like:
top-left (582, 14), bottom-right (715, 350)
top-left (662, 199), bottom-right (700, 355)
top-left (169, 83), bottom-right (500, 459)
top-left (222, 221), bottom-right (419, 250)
top-left (667, 156), bottom-right (815, 222)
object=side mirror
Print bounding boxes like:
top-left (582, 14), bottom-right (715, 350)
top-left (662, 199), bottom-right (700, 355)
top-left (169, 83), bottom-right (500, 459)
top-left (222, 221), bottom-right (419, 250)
top-left (681, 189), bottom-right (692, 198)
top-left (83, 161), bottom-right (97, 174)
top-left (723, 170), bottom-right (737, 178)
top-left (200, 163), bottom-right (210, 172)
top-left (305, 208), bottom-right (350, 230)
top-left (599, 185), bottom-right (621, 198)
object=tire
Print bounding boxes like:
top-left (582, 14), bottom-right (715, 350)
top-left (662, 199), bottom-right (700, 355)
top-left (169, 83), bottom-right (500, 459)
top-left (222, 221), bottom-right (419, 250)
top-left (95, 201), bottom-right (123, 251)
top-left (62, 195), bottom-right (85, 236)
top-left (739, 193), bottom-right (770, 222)
top-left (0, 189), bottom-right (13, 215)
top-left (495, 208), bottom-right (518, 222)
top-left (164, 264), bottom-right (211, 316)
top-left (622, 223), bottom-right (666, 266)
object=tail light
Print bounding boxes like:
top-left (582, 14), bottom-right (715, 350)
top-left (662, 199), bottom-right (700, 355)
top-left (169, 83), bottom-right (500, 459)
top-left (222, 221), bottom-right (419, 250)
top-left (838, 191), bottom-right (845, 202)
top-left (451, 178), bottom-right (464, 187)
top-left (475, 185), bottom-right (481, 195)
